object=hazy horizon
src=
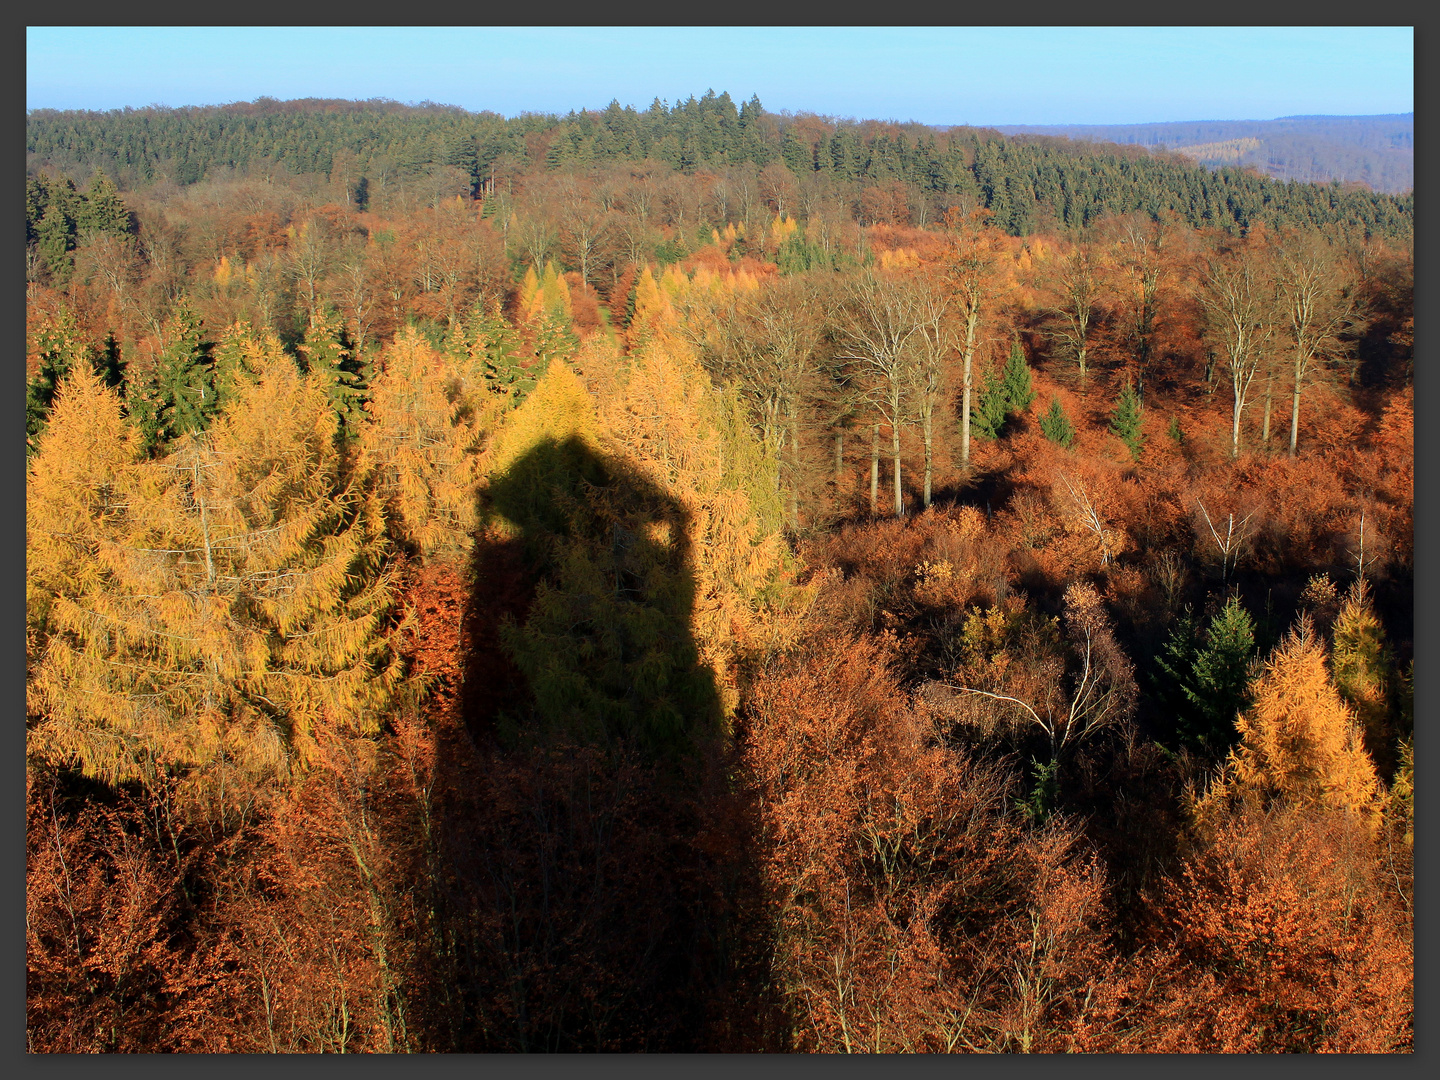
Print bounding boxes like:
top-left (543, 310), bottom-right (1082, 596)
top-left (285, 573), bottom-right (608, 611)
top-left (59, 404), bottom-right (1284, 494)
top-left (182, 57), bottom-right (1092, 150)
top-left (27, 27), bottom-right (1413, 126)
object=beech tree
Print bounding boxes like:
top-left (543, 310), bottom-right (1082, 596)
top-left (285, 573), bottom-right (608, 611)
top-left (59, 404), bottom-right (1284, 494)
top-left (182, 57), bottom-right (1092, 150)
top-left (836, 271), bottom-right (926, 516)
top-left (1043, 240), bottom-right (1101, 390)
top-left (1273, 230), bottom-right (1355, 457)
top-left (942, 210), bottom-right (1004, 470)
top-left (1198, 242), bottom-right (1276, 459)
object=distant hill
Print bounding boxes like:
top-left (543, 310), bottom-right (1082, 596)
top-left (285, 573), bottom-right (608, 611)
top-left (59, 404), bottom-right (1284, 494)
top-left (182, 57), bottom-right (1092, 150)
top-left (26, 98), bottom-right (1413, 241)
top-left (992, 115), bottom-right (1413, 193)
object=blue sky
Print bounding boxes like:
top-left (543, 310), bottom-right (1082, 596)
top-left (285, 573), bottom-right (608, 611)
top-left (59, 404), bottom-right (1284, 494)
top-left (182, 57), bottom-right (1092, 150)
top-left (27, 26), bottom-right (1413, 125)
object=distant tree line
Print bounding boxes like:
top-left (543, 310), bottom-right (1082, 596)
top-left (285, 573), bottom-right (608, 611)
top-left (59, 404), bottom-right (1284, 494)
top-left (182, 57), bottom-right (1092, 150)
top-left (28, 93), bottom-right (1414, 240)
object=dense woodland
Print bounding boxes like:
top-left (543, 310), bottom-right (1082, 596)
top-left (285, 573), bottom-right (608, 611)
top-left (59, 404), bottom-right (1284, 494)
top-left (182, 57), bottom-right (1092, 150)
top-left (998, 114), bottom-right (1415, 194)
top-left (26, 93), bottom-right (1413, 1053)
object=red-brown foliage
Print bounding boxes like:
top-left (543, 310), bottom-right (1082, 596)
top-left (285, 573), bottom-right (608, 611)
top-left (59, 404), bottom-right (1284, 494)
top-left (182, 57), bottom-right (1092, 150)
top-left (1075, 806), bottom-right (1412, 1052)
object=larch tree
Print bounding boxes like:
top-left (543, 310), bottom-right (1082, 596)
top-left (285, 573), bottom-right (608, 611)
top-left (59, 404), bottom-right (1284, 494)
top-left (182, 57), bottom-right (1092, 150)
top-left (1330, 579), bottom-right (1397, 775)
top-left (27, 335), bottom-right (404, 794)
top-left (362, 325), bottom-right (502, 564)
top-left (1197, 617), bottom-right (1382, 832)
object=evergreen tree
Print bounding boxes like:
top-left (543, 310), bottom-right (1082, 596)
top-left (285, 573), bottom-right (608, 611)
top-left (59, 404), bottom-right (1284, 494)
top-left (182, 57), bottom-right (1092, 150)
top-left (1000, 337), bottom-right (1036, 413)
top-left (1154, 596), bottom-right (1258, 753)
top-left (1109, 379), bottom-right (1145, 461)
top-left (35, 200), bottom-right (76, 284)
top-left (458, 301), bottom-right (535, 402)
top-left (970, 369), bottom-right (1010, 440)
top-left (297, 308), bottom-right (369, 438)
top-left (1197, 617), bottom-right (1382, 831)
top-left (1039, 396), bottom-right (1075, 448)
top-left (129, 302), bottom-right (217, 455)
top-left (76, 170), bottom-right (133, 236)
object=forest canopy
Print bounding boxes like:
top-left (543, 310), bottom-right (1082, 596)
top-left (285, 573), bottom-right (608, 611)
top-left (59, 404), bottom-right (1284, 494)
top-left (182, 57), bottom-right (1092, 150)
top-left (25, 91), bottom-right (1412, 1054)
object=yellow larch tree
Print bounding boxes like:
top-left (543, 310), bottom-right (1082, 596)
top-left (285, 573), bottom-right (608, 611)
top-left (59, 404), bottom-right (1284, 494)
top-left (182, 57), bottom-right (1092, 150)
top-left (1330, 579), bottom-right (1397, 772)
top-left (592, 335), bottom-right (809, 715)
top-left (27, 335), bottom-right (404, 791)
top-left (1196, 617), bottom-right (1383, 833)
top-left (26, 365), bottom-right (140, 667)
top-left (361, 326), bottom-right (503, 562)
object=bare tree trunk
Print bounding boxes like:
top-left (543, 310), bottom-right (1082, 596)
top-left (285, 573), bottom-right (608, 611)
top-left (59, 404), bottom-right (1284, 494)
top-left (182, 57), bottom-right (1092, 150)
top-left (1290, 349), bottom-right (1304, 458)
top-left (1261, 373), bottom-right (1273, 448)
top-left (960, 308), bottom-right (978, 470)
top-left (789, 406), bottom-right (801, 528)
top-left (834, 430), bottom-right (844, 483)
top-left (923, 410), bottom-right (933, 508)
top-left (892, 422), bottom-right (903, 517)
top-left (870, 422), bottom-right (880, 514)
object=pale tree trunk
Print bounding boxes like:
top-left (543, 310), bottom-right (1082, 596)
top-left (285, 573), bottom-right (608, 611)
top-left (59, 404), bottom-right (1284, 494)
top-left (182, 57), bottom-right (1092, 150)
top-left (922, 410), bottom-right (933, 508)
top-left (1261, 372), bottom-right (1273, 448)
top-left (870, 422), bottom-right (880, 514)
top-left (960, 306), bottom-right (979, 470)
top-left (789, 405), bottom-right (801, 528)
top-left (834, 431), bottom-right (844, 483)
top-left (892, 420), bottom-right (903, 516)
top-left (1290, 347), bottom-right (1305, 458)
top-left (1232, 387), bottom-right (1244, 460)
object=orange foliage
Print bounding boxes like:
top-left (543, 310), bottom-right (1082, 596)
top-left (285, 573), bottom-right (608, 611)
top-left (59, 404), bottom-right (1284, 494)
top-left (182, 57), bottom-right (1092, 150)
top-left (1077, 807), bottom-right (1412, 1052)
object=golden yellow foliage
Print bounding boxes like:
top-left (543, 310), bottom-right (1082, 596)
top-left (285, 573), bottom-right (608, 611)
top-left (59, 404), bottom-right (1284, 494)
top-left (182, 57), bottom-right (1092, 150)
top-left (26, 366), bottom-right (140, 654)
top-left (28, 336), bottom-right (404, 789)
top-left (1196, 618), bottom-right (1383, 833)
top-left (362, 326), bottom-right (500, 561)
top-left (589, 336), bottom-right (811, 712)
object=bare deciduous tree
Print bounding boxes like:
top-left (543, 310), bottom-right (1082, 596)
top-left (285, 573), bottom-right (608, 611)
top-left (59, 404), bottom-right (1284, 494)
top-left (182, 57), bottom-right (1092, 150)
top-left (1273, 231), bottom-right (1356, 457)
top-left (1199, 243), bottom-right (1276, 459)
top-left (836, 272), bottom-right (927, 516)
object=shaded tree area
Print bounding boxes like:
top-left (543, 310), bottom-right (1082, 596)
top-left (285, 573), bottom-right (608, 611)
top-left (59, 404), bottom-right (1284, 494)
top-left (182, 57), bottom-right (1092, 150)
top-left (27, 95), bottom-right (1411, 1054)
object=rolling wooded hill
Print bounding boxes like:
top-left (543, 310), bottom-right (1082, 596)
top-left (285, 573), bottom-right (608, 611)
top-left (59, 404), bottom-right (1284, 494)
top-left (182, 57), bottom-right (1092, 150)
top-left (995, 114), bottom-right (1414, 193)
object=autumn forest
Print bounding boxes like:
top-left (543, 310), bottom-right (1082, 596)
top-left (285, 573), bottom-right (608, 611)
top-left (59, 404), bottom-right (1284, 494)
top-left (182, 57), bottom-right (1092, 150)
top-left (25, 93), bottom-right (1413, 1052)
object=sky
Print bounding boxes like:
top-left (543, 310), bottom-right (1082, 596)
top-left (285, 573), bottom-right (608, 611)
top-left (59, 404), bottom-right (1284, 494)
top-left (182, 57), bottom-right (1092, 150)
top-left (27, 26), bottom-right (1414, 126)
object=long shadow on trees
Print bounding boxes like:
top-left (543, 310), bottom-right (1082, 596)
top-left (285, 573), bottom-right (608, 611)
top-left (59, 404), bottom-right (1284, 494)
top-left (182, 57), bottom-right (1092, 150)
top-left (406, 434), bottom-right (784, 1052)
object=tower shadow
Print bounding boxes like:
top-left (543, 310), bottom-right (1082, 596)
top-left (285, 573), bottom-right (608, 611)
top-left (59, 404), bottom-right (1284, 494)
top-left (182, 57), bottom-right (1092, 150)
top-left (471, 432), bottom-right (722, 757)
top-left (407, 431), bottom-right (779, 1051)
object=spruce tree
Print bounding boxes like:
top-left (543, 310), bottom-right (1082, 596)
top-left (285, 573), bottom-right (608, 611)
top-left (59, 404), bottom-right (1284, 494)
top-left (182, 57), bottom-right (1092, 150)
top-left (1109, 379), bottom-right (1145, 461)
top-left (1155, 597), bottom-right (1257, 754)
top-left (130, 301), bottom-right (216, 455)
top-left (1039, 396), bottom-right (1075, 448)
top-left (1000, 338), bottom-right (1036, 412)
top-left (970, 369), bottom-right (1010, 440)
top-left (297, 308), bottom-right (369, 438)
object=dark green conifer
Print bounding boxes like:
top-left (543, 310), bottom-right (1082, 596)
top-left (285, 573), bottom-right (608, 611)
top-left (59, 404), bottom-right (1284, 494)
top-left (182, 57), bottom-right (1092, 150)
top-left (1000, 338), bottom-right (1036, 413)
top-left (1109, 379), bottom-right (1145, 461)
top-left (1039, 396), bottom-right (1075, 448)
top-left (1153, 596), bottom-right (1257, 753)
